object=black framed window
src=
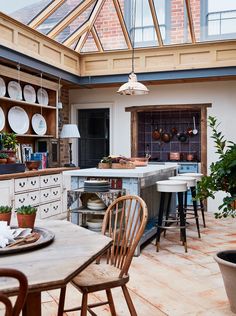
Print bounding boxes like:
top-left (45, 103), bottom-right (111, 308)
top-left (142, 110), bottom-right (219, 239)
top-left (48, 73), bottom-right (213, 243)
top-left (125, 0), bottom-right (169, 47)
top-left (202, 0), bottom-right (236, 40)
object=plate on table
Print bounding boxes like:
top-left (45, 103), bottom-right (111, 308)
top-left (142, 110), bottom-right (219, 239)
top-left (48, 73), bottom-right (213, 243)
top-left (8, 81), bottom-right (22, 100)
top-left (37, 88), bottom-right (49, 105)
top-left (0, 106), bottom-right (5, 131)
top-left (0, 227), bottom-right (55, 255)
top-left (8, 106), bottom-right (29, 134)
top-left (0, 77), bottom-right (6, 97)
top-left (32, 113), bottom-right (47, 135)
top-left (23, 85), bottom-right (36, 103)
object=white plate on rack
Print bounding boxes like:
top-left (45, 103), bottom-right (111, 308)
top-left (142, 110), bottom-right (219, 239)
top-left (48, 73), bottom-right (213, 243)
top-left (23, 85), bottom-right (36, 103)
top-left (8, 81), bottom-right (22, 100)
top-left (32, 113), bottom-right (47, 135)
top-left (8, 106), bottom-right (29, 134)
top-left (37, 88), bottom-right (49, 105)
top-left (0, 106), bottom-right (5, 131)
top-left (0, 77), bottom-right (6, 97)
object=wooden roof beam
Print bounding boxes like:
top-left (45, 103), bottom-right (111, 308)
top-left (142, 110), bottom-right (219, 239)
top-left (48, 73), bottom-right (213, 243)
top-left (148, 0), bottom-right (163, 47)
top-left (63, 21), bottom-right (89, 47)
top-left (28, 0), bottom-right (65, 29)
top-left (91, 27), bottom-right (103, 52)
top-left (185, 0), bottom-right (196, 44)
top-left (73, 0), bottom-right (106, 52)
top-left (112, 0), bottom-right (132, 50)
top-left (47, 0), bottom-right (96, 39)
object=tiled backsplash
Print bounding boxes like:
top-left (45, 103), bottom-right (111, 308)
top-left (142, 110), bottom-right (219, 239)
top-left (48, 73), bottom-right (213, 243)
top-left (137, 110), bottom-right (201, 162)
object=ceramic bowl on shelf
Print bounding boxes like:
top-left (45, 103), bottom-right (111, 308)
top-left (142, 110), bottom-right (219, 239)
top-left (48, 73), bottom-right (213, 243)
top-left (25, 160), bottom-right (41, 171)
top-left (86, 219), bottom-right (103, 230)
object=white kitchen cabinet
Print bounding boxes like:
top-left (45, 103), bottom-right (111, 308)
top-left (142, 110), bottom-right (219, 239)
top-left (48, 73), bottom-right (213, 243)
top-left (0, 180), bottom-right (13, 206)
top-left (0, 170), bottom-right (67, 220)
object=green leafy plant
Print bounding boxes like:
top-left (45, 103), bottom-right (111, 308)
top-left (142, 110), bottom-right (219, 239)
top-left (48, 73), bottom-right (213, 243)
top-left (196, 116), bottom-right (236, 218)
top-left (1, 132), bottom-right (18, 151)
top-left (16, 205), bottom-right (37, 215)
top-left (0, 153), bottom-right (8, 159)
top-left (0, 206), bottom-right (12, 214)
top-left (100, 156), bottom-right (112, 164)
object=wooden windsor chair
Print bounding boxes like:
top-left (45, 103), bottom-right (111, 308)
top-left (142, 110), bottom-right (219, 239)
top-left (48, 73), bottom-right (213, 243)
top-left (0, 268), bottom-right (28, 316)
top-left (58, 194), bottom-right (148, 316)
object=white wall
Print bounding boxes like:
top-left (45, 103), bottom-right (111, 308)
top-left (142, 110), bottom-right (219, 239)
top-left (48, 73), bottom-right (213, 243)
top-left (69, 80), bottom-right (236, 212)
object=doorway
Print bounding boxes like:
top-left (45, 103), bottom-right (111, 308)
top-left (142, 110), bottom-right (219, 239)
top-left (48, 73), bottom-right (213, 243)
top-left (78, 108), bottom-right (109, 168)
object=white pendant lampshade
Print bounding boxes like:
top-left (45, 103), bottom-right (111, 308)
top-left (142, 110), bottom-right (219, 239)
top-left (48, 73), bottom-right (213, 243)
top-left (117, 72), bottom-right (149, 95)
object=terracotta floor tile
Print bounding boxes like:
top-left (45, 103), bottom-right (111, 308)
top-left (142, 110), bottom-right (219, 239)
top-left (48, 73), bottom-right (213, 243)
top-left (36, 213), bottom-right (236, 315)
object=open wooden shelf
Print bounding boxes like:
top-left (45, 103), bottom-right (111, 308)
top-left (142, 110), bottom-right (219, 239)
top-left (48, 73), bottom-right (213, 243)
top-left (0, 96), bottom-right (57, 110)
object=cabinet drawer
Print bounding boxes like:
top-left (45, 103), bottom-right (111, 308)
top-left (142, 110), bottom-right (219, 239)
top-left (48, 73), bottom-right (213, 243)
top-left (40, 200), bottom-right (61, 219)
top-left (50, 174), bottom-right (61, 186)
top-left (40, 175), bottom-right (51, 187)
top-left (15, 178), bottom-right (28, 192)
top-left (15, 193), bottom-right (29, 208)
top-left (28, 191), bottom-right (40, 206)
top-left (40, 188), bottom-right (51, 203)
top-left (28, 177), bottom-right (40, 190)
top-left (50, 187), bottom-right (61, 200)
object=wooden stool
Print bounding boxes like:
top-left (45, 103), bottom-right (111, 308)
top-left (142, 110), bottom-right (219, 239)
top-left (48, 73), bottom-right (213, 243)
top-left (156, 180), bottom-right (188, 252)
top-left (179, 173), bottom-right (206, 227)
top-left (169, 175), bottom-right (201, 238)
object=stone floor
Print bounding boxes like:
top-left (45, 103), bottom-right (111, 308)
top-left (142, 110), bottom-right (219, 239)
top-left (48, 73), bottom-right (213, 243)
top-left (39, 213), bottom-right (236, 316)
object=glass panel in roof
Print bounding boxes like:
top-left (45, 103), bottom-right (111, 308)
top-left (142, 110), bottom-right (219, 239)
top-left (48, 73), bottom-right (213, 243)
top-left (36, 0), bottom-right (83, 35)
top-left (190, 0), bottom-right (236, 42)
top-left (81, 32), bottom-right (99, 53)
top-left (94, 0), bottom-right (128, 51)
top-left (55, 1), bottom-right (96, 43)
top-left (0, 0), bottom-right (53, 25)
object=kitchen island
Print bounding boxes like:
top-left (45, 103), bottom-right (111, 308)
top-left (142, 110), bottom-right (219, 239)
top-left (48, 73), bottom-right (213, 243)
top-left (63, 164), bottom-right (177, 255)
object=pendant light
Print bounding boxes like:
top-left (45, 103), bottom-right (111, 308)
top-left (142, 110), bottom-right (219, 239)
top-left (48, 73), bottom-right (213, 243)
top-left (117, 0), bottom-right (149, 95)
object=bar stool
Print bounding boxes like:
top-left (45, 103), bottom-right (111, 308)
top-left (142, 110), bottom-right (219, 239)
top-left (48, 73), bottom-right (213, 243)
top-left (169, 176), bottom-right (201, 238)
top-left (156, 180), bottom-right (188, 252)
top-left (179, 173), bottom-right (206, 227)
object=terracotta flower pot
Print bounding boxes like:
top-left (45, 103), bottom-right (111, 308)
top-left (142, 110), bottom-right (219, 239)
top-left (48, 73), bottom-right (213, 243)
top-left (214, 250), bottom-right (236, 313)
top-left (0, 212), bottom-right (11, 225)
top-left (17, 213), bottom-right (36, 229)
top-left (0, 159), bottom-right (7, 164)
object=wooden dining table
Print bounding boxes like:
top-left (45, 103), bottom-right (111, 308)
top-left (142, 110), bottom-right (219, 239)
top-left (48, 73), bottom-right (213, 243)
top-left (0, 220), bottom-right (112, 316)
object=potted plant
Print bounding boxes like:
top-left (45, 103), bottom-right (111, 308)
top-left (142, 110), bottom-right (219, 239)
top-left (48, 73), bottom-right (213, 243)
top-left (1, 132), bottom-right (18, 161)
top-left (0, 153), bottom-right (8, 164)
top-left (196, 116), bottom-right (236, 313)
top-left (16, 205), bottom-right (37, 229)
top-left (98, 156), bottom-right (112, 169)
top-left (0, 206), bottom-right (12, 225)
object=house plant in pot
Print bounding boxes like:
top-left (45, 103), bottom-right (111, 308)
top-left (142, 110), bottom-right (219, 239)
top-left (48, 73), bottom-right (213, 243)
top-left (0, 153), bottom-right (8, 164)
top-left (196, 116), bottom-right (236, 313)
top-left (1, 132), bottom-right (18, 162)
top-left (0, 206), bottom-right (12, 225)
top-left (16, 205), bottom-right (37, 229)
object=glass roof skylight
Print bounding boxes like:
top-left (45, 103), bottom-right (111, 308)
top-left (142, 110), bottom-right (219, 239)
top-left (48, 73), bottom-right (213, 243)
top-left (1, 0), bottom-right (236, 54)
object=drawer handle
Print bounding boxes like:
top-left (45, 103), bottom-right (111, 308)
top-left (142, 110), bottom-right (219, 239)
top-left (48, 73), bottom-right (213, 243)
top-left (19, 198), bottom-right (25, 203)
top-left (43, 193), bottom-right (49, 198)
top-left (19, 182), bottom-right (26, 188)
top-left (43, 179), bottom-right (49, 184)
top-left (53, 191), bottom-right (58, 196)
top-left (53, 178), bottom-right (59, 182)
top-left (44, 208), bottom-right (50, 213)
top-left (31, 180), bottom-right (36, 186)
top-left (53, 205), bottom-right (58, 210)
top-left (31, 196), bottom-right (37, 201)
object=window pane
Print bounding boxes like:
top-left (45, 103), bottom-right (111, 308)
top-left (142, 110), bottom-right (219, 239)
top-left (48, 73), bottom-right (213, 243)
top-left (208, 0), bottom-right (236, 13)
top-left (0, 0), bottom-right (53, 25)
top-left (36, 0), bottom-right (84, 35)
top-left (208, 20), bottom-right (220, 35)
top-left (221, 19), bottom-right (236, 34)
